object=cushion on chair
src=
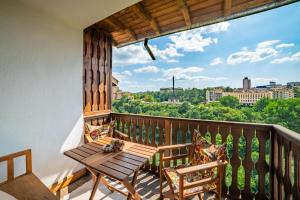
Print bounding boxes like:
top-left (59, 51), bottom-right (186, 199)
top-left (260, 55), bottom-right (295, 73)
top-left (164, 166), bottom-right (213, 196)
top-left (85, 120), bottom-right (115, 140)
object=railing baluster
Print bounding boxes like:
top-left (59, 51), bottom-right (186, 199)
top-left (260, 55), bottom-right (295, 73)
top-left (110, 113), bottom-right (300, 199)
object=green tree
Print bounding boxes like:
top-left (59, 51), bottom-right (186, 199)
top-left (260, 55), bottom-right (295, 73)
top-left (178, 102), bottom-right (191, 114)
top-left (294, 87), bottom-right (300, 98)
top-left (219, 96), bottom-right (239, 108)
top-left (254, 97), bottom-right (272, 112)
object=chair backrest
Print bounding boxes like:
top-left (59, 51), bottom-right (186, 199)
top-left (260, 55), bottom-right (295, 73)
top-left (0, 149), bottom-right (32, 183)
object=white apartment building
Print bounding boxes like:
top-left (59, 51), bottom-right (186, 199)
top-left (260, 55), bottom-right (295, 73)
top-left (222, 90), bottom-right (273, 104)
top-left (271, 88), bottom-right (294, 99)
top-left (206, 87), bottom-right (224, 103)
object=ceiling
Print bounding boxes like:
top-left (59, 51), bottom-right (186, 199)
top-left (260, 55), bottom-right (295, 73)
top-left (17, 0), bottom-right (140, 29)
top-left (92, 0), bottom-right (299, 47)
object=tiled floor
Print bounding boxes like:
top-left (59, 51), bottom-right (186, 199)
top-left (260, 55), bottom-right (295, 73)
top-left (62, 171), bottom-right (220, 200)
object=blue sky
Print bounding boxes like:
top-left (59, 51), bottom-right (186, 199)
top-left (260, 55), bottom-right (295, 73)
top-left (112, 2), bottom-right (300, 92)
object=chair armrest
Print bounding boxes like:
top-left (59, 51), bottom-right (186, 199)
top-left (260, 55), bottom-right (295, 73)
top-left (158, 143), bottom-right (192, 152)
top-left (84, 134), bottom-right (93, 143)
top-left (176, 160), bottom-right (228, 175)
top-left (114, 129), bottom-right (129, 140)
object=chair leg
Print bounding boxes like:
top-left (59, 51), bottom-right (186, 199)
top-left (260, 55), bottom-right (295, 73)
top-left (197, 193), bottom-right (202, 200)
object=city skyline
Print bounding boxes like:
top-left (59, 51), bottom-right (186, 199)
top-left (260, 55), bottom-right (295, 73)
top-left (112, 2), bottom-right (300, 92)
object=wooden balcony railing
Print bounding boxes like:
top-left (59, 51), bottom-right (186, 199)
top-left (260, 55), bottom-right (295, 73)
top-left (85, 112), bottom-right (300, 199)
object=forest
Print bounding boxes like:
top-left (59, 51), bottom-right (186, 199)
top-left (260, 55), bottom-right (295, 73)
top-left (113, 88), bottom-right (300, 133)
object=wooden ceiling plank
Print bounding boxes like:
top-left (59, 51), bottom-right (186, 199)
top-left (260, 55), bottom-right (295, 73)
top-left (109, 16), bottom-right (137, 41)
top-left (224, 0), bottom-right (232, 16)
top-left (132, 3), bottom-right (161, 35)
top-left (176, 0), bottom-right (192, 27)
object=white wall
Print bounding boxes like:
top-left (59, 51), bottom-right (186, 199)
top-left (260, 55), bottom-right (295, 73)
top-left (0, 1), bottom-right (84, 186)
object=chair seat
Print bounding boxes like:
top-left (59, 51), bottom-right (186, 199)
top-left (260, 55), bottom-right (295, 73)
top-left (0, 173), bottom-right (58, 200)
top-left (164, 166), bottom-right (216, 196)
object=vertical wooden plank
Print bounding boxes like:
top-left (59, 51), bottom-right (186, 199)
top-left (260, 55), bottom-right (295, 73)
top-left (26, 149), bottom-right (32, 173)
top-left (84, 29), bottom-right (92, 113)
top-left (132, 117), bottom-right (137, 143)
top-left (151, 119), bottom-right (158, 172)
top-left (181, 121), bottom-right (188, 164)
top-left (218, 125), bottom-right (230, 196)
top-left (164, 119), bottom-right (171, 167)
top-left (107, 36), bottom-right (112, 110)
top-left (7, 158), bottom-right (14, 181)
top-left (91, 30), bottom-right (99, 111)
top-left (242, 127), bottom-right (254, 199)
top-left (172, 120), bottom-right (179, 166)
top-left (208, 125), bottom-right (218, 144)
top-left (229, 126), bottom-right (242, 198)
top-left (255, 128), bottom-right (269, 199)
top-left (99, 31), bottom-right (105, 110)
top-left (138, 118), bottom-right (144, 144)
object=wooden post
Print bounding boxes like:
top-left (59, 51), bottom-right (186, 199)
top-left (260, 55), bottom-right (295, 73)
top-left (164, 119), bottom-right (171, 167)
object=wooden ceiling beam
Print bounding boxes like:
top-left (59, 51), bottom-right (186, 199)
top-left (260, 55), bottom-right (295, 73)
top-left (107, 16), bottom-right (137, 41)
top-left (176, 0), bottom-right (192, 28)
top-left (132, 3), bottom-right (160, 35)
top-left (224, 0), bottom-right (232, 16)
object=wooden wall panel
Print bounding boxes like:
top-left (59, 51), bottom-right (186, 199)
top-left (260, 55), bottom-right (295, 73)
top-left (83, 28), bottom-right (112, 113)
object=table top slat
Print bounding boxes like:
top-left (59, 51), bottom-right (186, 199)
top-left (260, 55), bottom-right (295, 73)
top-left (129, 145), bottom-right (158, 154)
top-left (114, 156), bottom-right (144, 167)
top-left (108, 159), bottom-right (139, 171)
top-left (77, 146), bottom-right (97, 155)
top-left (82, 144), bottom-right (102, 152)
top-left (101, 162), bottom-right (134, 175)
top-left (64, 150), bottom-right (85, 162)
top-left (118, 152), bottom-right (148, 162)
top-left (92, 165), bottom-right (127, 181)
top-left (70, 148), bottom-right (91, 158)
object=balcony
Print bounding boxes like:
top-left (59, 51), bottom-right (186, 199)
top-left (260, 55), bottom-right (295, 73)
top-left (79, 112), bottom-right (300, 199)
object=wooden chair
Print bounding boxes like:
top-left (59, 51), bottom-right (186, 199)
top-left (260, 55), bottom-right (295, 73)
top-left (159, 143), bottom-right (227, 200)
top-left (0, 149), bottom-right (58, 200)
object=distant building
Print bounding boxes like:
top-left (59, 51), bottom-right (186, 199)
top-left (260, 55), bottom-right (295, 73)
top-left (160, 87), bottom-right (183, 93)
top-left (205, 78), bottom-right (295, 105)
top-left (243, 77), bottom-right (251, 90)
top-left (206, 87), bottom-right (224, 103)
top-left (222, 90), bottom-right (272, 105)
top-left (112, 76), bottom-right (132, 100)
top-left (287, 82), bottom-right (300, 88)
top-left (256, 81), bottom-right (282, 89)
top-left (270, 88), bottom-right (294, 99)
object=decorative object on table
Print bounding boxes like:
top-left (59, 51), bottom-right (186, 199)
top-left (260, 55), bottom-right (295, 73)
top-left (102, 138), bottom-right (124, 153)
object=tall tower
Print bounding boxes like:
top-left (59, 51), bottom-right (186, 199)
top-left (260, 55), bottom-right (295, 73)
top-left (243, 77), bottom-right (251, 90)
top-left (172, 75), bottom-right (175, 97)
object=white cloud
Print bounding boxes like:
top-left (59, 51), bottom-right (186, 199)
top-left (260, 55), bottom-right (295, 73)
top-left (134, 66), bottom-right (159, 73)
top-left (199, 22), bottom-right (231, 34)
top-left (271, 52), bottom-right (300, 64)
top-left (113, 45), bottom-right (151, 66)
top-left (210, 57), bottom-right (223, 66)
top-left (122, 70), bottom-right (132, 76)
top-left (256, 40), bottom-right (280, 49)
top-left (276, 43), bottom-right (295, 49)
top-left (113, 43), bottom-right (183, 66)
top-left (227, 40), bottom-right (280, 64)
top-left (163, 66), bottom-right (204, 78)
top-left (167, 22), bottom-right (230, 53)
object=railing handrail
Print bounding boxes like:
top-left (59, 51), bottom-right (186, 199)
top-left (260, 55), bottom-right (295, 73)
top-left (112, 112), bottom-right (272, 130)
top-left (272, 124), bottom-right (300, 145)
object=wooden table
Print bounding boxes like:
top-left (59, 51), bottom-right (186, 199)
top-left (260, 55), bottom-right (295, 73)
top-left (64, 137), bottom-right (158, 200)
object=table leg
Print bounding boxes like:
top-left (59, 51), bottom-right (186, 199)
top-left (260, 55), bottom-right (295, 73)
top-left (125, 170), bottom-right (140, 200)
top-left (89, 174), bottom-right (101, 200)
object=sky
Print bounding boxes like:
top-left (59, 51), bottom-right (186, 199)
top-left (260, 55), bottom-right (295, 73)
top-left (112, 2), bottom-right (300, 93)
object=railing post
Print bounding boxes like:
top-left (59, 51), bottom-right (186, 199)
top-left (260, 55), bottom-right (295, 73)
top-left (270, 127), bottom-right (275, 200)
top-left (164, 119), bottom-right (171, 167)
